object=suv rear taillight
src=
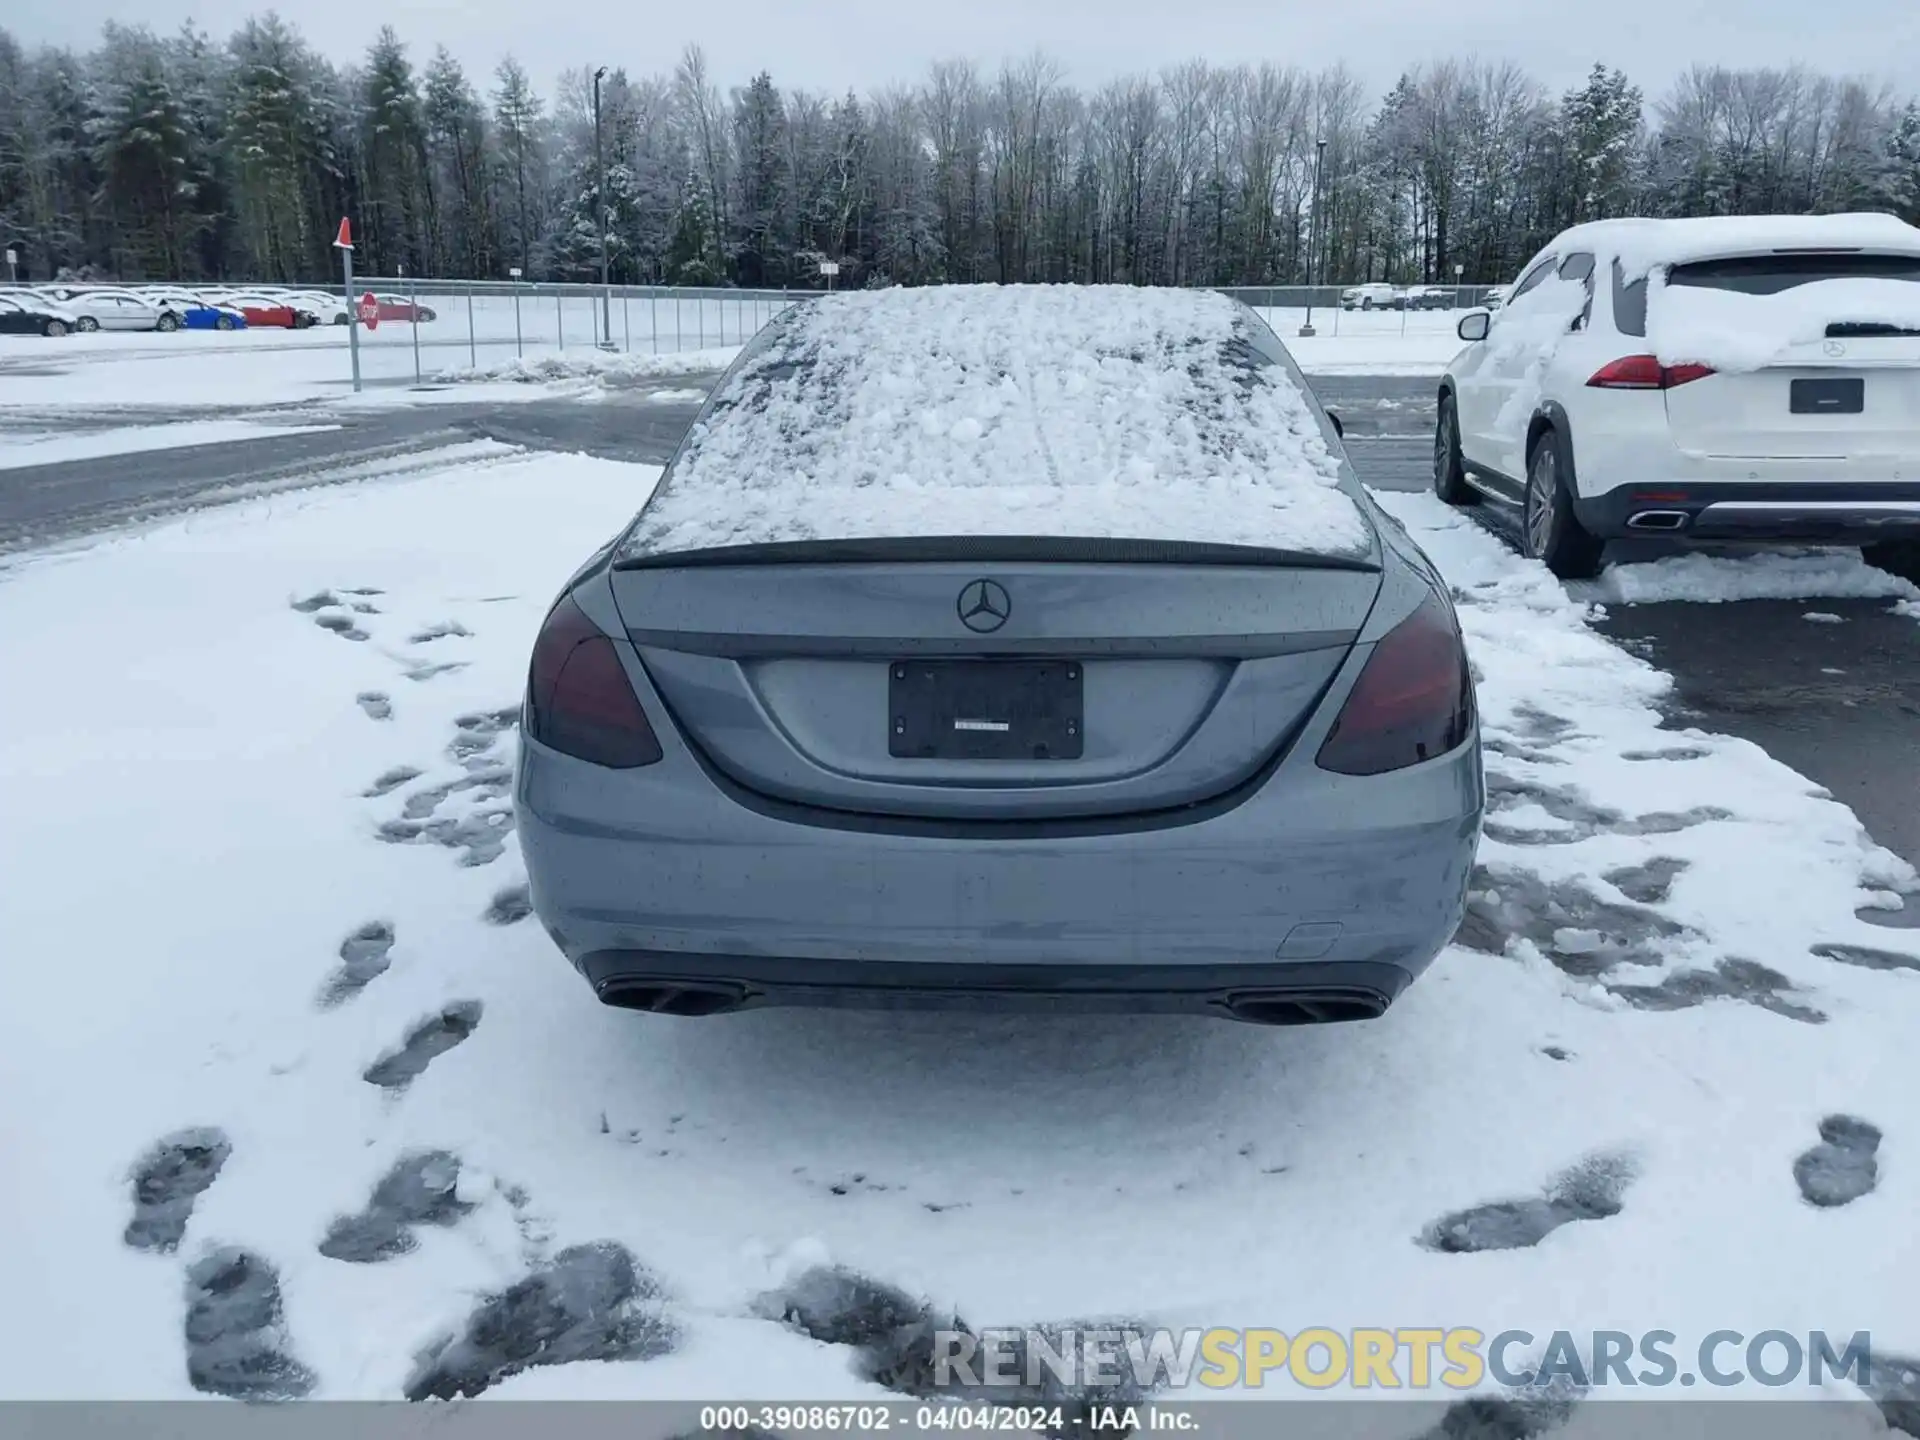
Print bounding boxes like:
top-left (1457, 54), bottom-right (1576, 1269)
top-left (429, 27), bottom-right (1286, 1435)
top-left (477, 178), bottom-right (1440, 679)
top-left (1587, 355), bottom-right (1715, 389)
top-left (525, 594), bottom-right (663, 768)
top-left (1316, 592), bottom-right (1474, 776)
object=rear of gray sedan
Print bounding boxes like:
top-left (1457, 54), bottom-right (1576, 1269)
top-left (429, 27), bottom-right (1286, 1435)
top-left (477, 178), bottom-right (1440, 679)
top-left (516, 285), bottom-right (1483, 1024)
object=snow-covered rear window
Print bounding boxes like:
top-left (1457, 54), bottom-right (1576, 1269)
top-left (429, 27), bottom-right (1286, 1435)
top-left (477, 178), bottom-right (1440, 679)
top-left (1646, 258), bottom-right (1920, 370)
top-left (615, 285), bottom-right (1370, 564)
top-left (1668, 252), bottom-right (1920, 297)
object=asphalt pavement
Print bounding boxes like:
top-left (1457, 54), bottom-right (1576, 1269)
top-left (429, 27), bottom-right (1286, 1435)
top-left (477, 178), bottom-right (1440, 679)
top-left (5, 367), bottom-right (1917, 894)
top-left (0, 380), bottom-right (712, 552)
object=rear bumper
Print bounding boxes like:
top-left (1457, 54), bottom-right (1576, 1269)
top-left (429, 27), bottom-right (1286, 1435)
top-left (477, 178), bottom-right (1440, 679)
top-left (578, 953), bottom-right (1413, 1024)
top-left (1574, 480), bottom-right (1920, 542)
top-left (516, 725), bottom-right (1483, 1022)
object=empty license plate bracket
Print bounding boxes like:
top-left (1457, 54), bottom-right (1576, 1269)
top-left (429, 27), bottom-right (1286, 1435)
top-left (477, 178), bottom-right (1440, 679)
top-left (889, 660), bottom-right (1084, 760)
top-left (1791, 377), bottom-right (1864, 415)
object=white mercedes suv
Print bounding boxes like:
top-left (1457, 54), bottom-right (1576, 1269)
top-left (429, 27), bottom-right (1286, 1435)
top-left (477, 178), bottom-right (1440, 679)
top-left (1435, 213), bottom-right (1920, 581)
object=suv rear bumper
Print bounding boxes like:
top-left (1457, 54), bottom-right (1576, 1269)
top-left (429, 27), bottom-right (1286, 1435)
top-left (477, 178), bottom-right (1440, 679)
top-left (1575, 481), bottom-right (1920, 543)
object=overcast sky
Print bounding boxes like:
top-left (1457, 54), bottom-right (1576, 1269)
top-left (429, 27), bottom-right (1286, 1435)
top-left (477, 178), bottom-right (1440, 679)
top-left (14, 0), bottom-right (1920, 102)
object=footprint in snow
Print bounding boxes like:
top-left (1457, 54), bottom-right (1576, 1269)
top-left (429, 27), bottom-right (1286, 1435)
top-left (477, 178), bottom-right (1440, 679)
top-left (449, 708), bottom-right (519, 765)
top-left (319, 1151), bottom-right (474, 1262)
top-left (1812, 942), bottom-right (1920, 974)
top-left (1421, 1151), bottom-right (1636, 1254)
top-left (404, 1241), bottom-right (674, 1400)
top-left (362, 764), bottom-right (421, 797)
top-left (182, 1247), bottom-right (315, 1401)
top-left (317, 920), bottom-right (395, 1008)
top-left (756, 1266), bottom-right (1146, 1421)
top-left (1452, 863), bottom-right (1694, 978)
top-left (1407, 1392), bottom-right (1581, 1440)
top-left (1600, 856), bottom-right (1689, 905)
top-left (362, 1001), bottom-right (482, 1090)
top-left (409, 621), bottom-right (472, 643)
top-left (376, 769), bottom-right (514, 866)
top-left (484, 883), bottom-right (531, 925)
top-left (1608, 956), bottom-right (1826, 1024)
top-left (1794, 1115), bottom-right (1881, 1208)
top-left (355, 691), bottom-right (392, 721)
top-left (399, 659), bottom-right (468, 683)
top-left (310, 611), bottom-right (368, 642)
top-left (1863, 1353), bottom-right (1920, 1436)
top-left (1480, 773), bottom-right (1730, 848)
top-left (124, 1127), bottom-right (232, 1253)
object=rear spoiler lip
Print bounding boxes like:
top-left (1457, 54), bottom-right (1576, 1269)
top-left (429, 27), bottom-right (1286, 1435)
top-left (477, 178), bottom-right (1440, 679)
top-left (612, 533), bottom-right (1382, 573)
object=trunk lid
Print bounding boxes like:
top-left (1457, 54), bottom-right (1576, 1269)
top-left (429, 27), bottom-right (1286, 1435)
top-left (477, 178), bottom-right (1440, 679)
top-left (609, 548), bottom-right (1381, 820)
top-left (1651, 251), bottom-right (1920, 461)
top-left (1665, 334), bottom-right (1920, 461)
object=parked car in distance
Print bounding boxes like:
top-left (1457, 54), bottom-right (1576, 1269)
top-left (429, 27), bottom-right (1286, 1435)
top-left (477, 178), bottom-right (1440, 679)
top-left (208, 293), bottom-right (317, 329)
top-left (1481, 284), bottom-right (1511, 311)
top-left (516, 284), bottom-right (1483, 1028)
top-left (372, 293), bottom-right (437, 323)
top-left (1435, 212), bottom-right (1920, 584)
top-left (1342, 282), bottom-right (1401, 311)
top-left (50, 289), bottom-right (179, 332)
top-left (137, 289), bottom-right (245, 330)
top-left (1405, 285), bottom-right (1457, 311)
top-left (0, 293), bottom-right (79, 336)
top-left (247, 288), bottom-right (342, 325)
top-left (287, 291), bottom-right (351, 325)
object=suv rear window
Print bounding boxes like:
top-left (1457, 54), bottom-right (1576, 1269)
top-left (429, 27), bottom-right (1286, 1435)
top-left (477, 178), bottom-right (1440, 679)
top-left (1665, 252), bottom-right (1920, 295)
top-left (1616, 251), bottom-right (1920, 338)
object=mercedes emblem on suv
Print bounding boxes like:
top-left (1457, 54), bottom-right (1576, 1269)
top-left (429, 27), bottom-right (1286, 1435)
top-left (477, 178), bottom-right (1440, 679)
top-left (956, 579), bottom-right (1011, 633)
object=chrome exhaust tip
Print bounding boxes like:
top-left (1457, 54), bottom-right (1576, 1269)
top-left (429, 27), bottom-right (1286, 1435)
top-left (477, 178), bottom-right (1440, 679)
top-left (1627, 510), bottom-right (1691, 531)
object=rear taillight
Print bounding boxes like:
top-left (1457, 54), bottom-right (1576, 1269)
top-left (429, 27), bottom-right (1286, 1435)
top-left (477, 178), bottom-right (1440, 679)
top-left (525, 594), bottom-right (663, 768)
top-left (1587, 355), bottom-right (1715, 389)
top-left (1316, 592), bottom-right (1473, 777)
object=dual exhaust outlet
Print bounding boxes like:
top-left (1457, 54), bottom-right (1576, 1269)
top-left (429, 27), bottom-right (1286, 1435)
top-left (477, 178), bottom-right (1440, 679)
top-left (1626, 509), bottom-right (1691, 532)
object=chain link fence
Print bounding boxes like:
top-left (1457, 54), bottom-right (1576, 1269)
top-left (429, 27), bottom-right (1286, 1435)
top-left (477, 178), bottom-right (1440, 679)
top-left (317, 280), bottom-right (803, 384)
top-left (3, 276), bottom-right (1496, 385)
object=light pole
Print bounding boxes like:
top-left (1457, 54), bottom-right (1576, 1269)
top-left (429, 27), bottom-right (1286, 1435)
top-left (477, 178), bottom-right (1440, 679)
top-left (1300, 137), bottom-right (1327, 338)
top-left (593, 66), bottom-right (613, 350)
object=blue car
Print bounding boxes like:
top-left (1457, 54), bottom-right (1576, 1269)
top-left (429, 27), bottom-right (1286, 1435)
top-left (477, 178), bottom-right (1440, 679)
top-left (180, 303), bottom-right (245, 331)
top-left (137, 291), bottom-right (246, 331)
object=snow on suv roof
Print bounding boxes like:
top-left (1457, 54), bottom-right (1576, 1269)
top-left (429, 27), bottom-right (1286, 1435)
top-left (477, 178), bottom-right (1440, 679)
top-left (617, 284), bottom-right (1369, 562)
top-left (1553, 213), bottom-right (1920, 279)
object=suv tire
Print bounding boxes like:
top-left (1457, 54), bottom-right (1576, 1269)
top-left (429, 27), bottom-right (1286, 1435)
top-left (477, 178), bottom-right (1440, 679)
top-left (1433, 393), bottom-right (1477, 506)
top-left (1523, 427), bottom-right (1604, 580)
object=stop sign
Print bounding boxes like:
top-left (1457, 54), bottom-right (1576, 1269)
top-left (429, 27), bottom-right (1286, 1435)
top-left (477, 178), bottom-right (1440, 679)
top-left (357, 291), bottom-right (380, 330)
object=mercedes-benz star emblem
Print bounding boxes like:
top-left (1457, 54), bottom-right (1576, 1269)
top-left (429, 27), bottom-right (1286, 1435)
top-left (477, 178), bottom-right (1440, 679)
top-left (1825, 339), bottom-right (1848, 358)
top-left (956, 579), bottom-right (1011, 633)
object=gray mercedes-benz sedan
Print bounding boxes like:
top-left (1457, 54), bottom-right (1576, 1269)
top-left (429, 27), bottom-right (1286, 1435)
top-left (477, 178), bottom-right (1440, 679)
top-left (515, 284), bottom-right (1483, 1025)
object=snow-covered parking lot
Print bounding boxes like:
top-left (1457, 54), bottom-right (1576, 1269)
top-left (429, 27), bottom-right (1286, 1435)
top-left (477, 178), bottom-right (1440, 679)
top-left (4, 407), bottom-right (1920, 1424)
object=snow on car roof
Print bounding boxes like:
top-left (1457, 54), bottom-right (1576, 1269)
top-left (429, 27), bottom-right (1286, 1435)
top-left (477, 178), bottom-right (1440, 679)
top-left (1554, 213), bottom-right (1920, 280)
top-left (617, 284), bottom-right (1370, 562)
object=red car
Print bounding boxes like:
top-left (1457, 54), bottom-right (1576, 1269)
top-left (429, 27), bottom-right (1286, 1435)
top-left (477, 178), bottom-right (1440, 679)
top-left (372, 294), bottom-right (438, 323)
top-left (213, 294), bottom-right (317, 329)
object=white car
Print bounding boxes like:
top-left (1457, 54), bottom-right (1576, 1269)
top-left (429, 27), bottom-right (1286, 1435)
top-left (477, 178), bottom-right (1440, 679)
top-left (47, 289), bottom-right (180, 332)
top-left (1342, 283), bottom-right (1401, 311)
top-left (286, 291), bottom-right (351, 325)
top-left (1434, 213), bottom-right (1920, 582)
top-left (1481, 284), bottom-right (1511, 311)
